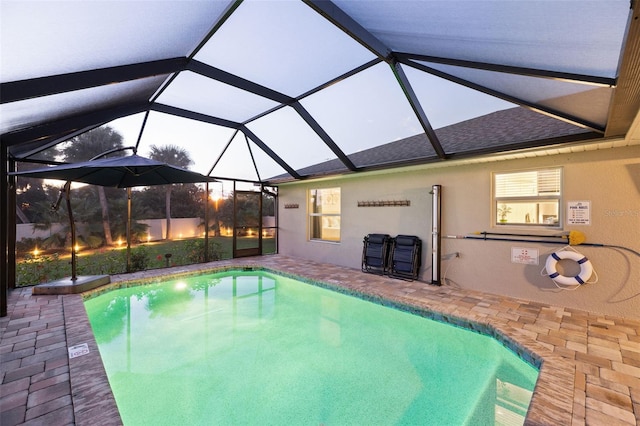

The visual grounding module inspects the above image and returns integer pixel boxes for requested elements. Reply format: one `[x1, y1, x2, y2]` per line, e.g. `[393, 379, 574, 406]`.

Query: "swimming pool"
[85, 270, 538, 425]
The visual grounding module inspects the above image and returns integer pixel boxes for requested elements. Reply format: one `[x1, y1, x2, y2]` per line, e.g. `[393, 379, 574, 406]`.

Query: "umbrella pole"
[126, 188, 132, 273]
[64, 182, 77, 281]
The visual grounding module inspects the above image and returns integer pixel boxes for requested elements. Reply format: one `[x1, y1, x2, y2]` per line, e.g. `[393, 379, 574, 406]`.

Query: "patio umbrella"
[11, 154, 217, 280]
[12, 154, 217, 188]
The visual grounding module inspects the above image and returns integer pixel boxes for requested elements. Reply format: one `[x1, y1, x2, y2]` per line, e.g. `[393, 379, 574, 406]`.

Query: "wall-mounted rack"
[357, 200, 410, 207]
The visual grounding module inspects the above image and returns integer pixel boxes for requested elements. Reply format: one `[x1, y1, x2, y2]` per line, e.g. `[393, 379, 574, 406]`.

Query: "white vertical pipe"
[431, 185, 442, 285]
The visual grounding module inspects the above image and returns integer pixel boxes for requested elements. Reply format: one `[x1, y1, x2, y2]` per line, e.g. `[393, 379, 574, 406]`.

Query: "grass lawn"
[15, 236, 276, 287]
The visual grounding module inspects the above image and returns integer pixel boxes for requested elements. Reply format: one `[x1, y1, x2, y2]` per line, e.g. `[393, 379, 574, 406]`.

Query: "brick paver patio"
[1, 255, 639, 425]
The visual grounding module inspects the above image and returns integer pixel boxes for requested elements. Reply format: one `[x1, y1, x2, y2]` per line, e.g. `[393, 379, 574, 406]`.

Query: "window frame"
[492, 167, 563, 229]
[308, 187, 341, 243]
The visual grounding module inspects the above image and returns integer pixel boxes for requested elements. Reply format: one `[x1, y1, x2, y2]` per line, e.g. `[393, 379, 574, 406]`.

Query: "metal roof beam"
[1, 58, 188, 104]
[240, 126, 302, 180]
[149, 1, 244, 104]
[1, 103, 149, 147]
[208, 129, 240, 176]
[150, 103, 301, 180]
[296, 58, 382, 100]
[396, 53, 617, 87]
[403, 60, 606, 133]
[244, 133, 262, 182]
[291, 102, 358, 171]
[188, 1, 244, 59]
[303, 0, 392, 60]
[9, 125, 102, 160]
[245, 59, 382, 124]
[151, 103, 242, 129]
[392, 62, 447, 159]
[187, 60, 294, 104]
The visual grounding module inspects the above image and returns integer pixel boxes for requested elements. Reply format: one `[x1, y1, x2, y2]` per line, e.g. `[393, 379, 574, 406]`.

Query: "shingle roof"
[270, 107, 597, 182]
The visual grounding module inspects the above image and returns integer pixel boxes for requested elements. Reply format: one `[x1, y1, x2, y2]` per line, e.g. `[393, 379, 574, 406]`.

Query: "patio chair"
[362, 233, 391, 275]
[389, 235, 422, 280]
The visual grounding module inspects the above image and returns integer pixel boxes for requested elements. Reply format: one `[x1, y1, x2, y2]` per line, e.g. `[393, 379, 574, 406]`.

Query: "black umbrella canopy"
[10, 154, 217, 187]
[10, 154, 217, 280]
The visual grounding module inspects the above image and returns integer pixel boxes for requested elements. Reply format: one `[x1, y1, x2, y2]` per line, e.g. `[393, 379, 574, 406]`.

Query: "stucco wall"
[277, 145, 640, 319]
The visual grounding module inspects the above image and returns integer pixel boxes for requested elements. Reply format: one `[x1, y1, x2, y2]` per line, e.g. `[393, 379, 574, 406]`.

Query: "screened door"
[233, 191, 262, 258]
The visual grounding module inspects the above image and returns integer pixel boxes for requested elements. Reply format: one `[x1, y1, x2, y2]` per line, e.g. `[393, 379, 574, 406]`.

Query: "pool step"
[495, 379, 532, 426]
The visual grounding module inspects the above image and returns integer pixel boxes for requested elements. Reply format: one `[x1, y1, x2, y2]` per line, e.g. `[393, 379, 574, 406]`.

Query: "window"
[309, 187, 340, 242]
[493, 168, 562, 227]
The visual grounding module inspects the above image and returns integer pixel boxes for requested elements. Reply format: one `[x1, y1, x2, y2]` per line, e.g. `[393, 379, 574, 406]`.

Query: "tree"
[133, 184, 203, 220]
[215, 194, 235, 234]
[148, 145, 193, 239]
[61, 126, 124, 246]
[15, 148, 60, 224]
[169, 184, 205, 218]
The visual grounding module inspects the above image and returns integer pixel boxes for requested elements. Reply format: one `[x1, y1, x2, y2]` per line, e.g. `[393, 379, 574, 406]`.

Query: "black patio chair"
[362, 234, 391, 275]
[389, 235, 422, 280]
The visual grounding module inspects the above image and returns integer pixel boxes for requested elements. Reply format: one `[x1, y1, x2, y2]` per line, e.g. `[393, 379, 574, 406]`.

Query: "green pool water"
[84, 270, 538, 425]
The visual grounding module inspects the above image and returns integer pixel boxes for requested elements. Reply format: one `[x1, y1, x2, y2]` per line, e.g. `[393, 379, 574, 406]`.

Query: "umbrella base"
[32, 275, 111, 295]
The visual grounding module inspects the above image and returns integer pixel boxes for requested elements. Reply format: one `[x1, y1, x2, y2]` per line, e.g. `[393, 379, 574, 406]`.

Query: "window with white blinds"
[495, 169, 561, 197]
[309, 187, 341, 242]
[493, 168, 562, 227]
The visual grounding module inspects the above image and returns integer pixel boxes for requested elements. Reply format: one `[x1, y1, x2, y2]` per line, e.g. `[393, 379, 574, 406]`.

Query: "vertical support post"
[431, 185, 442, 285]
[232, 181, 237, 258]
[126, 187, 132, 273]
[1, 146, 9, 316]
[8, 157, 17, 291]
[274, 187, 279, 255]
[204, 181, 209, 262]
[258, 184, 263, 255]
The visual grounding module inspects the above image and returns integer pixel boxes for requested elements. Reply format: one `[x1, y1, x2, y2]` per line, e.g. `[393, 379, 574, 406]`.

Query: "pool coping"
[47, 256, 639, 425]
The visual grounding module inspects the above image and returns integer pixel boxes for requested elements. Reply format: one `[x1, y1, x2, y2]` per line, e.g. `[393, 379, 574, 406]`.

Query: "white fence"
[138, 218, 202, 241]
[16, 223, 65, 242]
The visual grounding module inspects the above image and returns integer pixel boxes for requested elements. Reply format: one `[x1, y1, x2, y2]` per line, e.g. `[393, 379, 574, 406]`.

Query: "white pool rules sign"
[568, 200, 591, 225]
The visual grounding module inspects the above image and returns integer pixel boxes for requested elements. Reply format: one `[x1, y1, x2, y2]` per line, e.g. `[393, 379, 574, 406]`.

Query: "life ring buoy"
[545, 250, 593, 285]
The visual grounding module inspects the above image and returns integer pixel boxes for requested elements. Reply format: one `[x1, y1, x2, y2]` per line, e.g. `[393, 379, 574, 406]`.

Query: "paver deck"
[2, 255, 639, 425]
